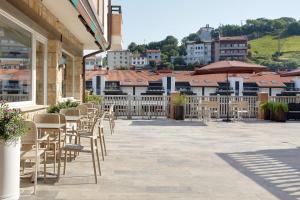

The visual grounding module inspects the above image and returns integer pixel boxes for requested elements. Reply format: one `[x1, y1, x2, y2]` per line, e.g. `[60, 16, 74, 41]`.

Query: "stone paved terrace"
[21, 119, 300, 200]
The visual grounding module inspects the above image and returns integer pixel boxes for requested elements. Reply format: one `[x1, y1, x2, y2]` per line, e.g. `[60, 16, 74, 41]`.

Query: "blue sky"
[112, 0, 300, 48]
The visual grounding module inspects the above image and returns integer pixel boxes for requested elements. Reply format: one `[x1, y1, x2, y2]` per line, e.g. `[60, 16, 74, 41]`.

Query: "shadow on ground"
[218, 148, 300, 200]
[130, 119, 207, 127]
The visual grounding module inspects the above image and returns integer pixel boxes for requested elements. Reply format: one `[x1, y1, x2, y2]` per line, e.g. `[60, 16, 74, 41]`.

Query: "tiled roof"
[196, 61, 267, 74]
[146, 50, 161, 53]
[219, 36, 248, 41]
[86, 69, 296, 88]
[0, 69, 30, 81]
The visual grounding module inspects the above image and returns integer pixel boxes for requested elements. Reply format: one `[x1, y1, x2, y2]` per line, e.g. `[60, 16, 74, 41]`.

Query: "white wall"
[294, 78, 300, 89]
[135, 87, 147, 95]
[191, 87, 203, 96]
[121, 86, 133, 95]
[271, 88, 284, 96]
[205, 87, 217, 96]
[107, 50, 131, 69]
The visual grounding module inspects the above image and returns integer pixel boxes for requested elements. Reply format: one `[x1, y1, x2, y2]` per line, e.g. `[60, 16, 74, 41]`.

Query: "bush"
[0, 101, 26, 142]
[47, 100, 79, 113]
[173, 95, 187, 106]
[85, 95, 102, 104]
[273, 102, 288, 113]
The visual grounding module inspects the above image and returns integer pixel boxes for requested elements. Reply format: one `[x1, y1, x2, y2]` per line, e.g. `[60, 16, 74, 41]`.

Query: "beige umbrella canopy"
[195, 61, 268, 122]
[280, 68, 300, 77]
[195, 61, 268, 75]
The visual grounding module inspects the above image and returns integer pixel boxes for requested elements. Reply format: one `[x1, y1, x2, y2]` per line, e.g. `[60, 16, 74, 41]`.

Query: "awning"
[69, 0, 108, 50]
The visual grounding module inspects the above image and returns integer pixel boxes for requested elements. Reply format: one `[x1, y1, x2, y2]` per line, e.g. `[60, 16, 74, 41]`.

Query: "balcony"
[104, 87, 127, 95]
[176, 87, 196, 95]
[243, 87, 259, 96]
[143, 86, 165, 95]
[278, 87, 300, 96]
[215, 86, 234, 95]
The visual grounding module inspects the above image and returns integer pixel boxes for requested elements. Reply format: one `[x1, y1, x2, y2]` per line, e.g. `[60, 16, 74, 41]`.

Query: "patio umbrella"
[195, 61, 268, 122]
[280, 68, 300, 77]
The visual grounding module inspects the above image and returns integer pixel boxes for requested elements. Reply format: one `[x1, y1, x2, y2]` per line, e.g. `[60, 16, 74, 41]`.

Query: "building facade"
[197, 24, 214, 42]
[184, 41, 212, 65]
[86, 67, 300, 97]
[131, 54, 148, 69]
[107, 50, 131, 69]
[214, 36, 248, 61]
[85, 56, 103, 70]
[146, 50, 161, 63]
[0, 0, 114, 118]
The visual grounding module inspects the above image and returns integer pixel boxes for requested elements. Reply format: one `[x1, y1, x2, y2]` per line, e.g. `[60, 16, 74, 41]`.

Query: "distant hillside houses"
[106, 49, 161, 69]
[172, 25, 248, 66]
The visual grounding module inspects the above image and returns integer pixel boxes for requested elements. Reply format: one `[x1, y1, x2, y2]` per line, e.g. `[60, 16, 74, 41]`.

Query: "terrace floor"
[21, 119, 300, 200]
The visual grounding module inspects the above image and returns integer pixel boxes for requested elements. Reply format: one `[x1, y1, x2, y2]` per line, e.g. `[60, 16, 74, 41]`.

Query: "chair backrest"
[208, 101, 219, 109]
[22, 121, 38, 145]
[82, 103, 94, 109]
[238, 101, 249, 109]
[109, 104, 114, 115]
[199, 101, 210, 108]
[77, 105, 88, 115]
[33, 113, 60, 124]
[60, 108, 80, 116]
[91, 119, 101, 139]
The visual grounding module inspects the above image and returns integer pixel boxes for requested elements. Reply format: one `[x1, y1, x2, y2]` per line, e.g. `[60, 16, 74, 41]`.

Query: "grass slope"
[250, 35, 300, 60]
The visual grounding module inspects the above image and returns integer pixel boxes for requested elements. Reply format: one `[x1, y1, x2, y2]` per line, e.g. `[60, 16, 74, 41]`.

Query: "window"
[0, 13, 32, 103]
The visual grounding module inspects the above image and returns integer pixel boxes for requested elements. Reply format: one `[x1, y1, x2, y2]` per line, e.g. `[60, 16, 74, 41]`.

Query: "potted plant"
[47, 99, 79, 113]
[0, 101, 27, 200]
[85, 95, 102, 105]
[173, 94, 187, 120]
[260, 102, 274, 120]
[273, 102, 288, 122]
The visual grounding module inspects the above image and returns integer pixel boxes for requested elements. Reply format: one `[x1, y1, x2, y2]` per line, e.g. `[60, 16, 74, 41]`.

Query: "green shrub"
[260, 101, 274, 112]
[273, 102, 289, 113]
[0, 101, 27, 142]
[85, 95, 102, 104]
[173, 95, 187, 106]
[47, 100, 79, 113]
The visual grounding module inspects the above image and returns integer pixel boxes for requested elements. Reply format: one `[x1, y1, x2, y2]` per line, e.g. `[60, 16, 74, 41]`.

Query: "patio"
[20, 119, 300, 200]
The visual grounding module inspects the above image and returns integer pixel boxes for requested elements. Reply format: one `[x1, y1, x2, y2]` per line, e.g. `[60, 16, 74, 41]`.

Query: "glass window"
[0, 14, 32, 102]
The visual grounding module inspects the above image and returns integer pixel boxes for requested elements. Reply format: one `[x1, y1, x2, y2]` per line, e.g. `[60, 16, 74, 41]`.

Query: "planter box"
[174, 106, 185, 120]
[0, 140, 20, 200]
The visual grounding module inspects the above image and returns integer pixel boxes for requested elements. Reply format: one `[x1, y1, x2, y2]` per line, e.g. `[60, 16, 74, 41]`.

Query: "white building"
[184, 41, 212, 65]
[197, 24, 214, 42]
[132, 54, 148, 68]
[85, 55, 102, 70]
[107, 50, 132, 69]
[146, 50, 161, 63]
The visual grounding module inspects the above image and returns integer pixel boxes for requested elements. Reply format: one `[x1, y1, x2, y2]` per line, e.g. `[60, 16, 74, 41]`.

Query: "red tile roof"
[86, 69, 296, 88]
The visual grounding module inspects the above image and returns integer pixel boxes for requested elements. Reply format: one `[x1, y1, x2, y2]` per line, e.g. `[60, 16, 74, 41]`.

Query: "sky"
[112, 0, 300, 48]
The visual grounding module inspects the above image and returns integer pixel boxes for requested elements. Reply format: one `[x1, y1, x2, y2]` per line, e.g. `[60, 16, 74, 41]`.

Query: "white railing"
[0, 94, 29, 102]
[185, 96, 258, 118]
[270, 96, 300, 104]
[102, 95, 170, 117]
[101, 95, 259, 118]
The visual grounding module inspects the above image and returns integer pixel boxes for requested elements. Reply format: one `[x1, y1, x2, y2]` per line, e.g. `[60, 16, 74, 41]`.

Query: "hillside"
[249, 35, 300, 69]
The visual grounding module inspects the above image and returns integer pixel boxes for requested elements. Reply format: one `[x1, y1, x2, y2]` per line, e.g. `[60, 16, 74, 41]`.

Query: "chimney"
[110, 6, 123, 50]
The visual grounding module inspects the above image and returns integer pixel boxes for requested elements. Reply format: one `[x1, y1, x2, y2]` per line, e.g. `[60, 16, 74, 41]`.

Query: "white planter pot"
[0, 139, 20, 200]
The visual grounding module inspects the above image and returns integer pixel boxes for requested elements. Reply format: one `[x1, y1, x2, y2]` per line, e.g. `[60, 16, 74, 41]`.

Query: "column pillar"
[47, 40, 62, 105]
[257, 92, 269, 120]
[74, 57, 83, 101]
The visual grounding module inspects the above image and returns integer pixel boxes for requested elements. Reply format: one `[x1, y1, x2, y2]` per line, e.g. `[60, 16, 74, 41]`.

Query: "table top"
[35, 123, 65, 129]
[65, 116, 82, 121]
